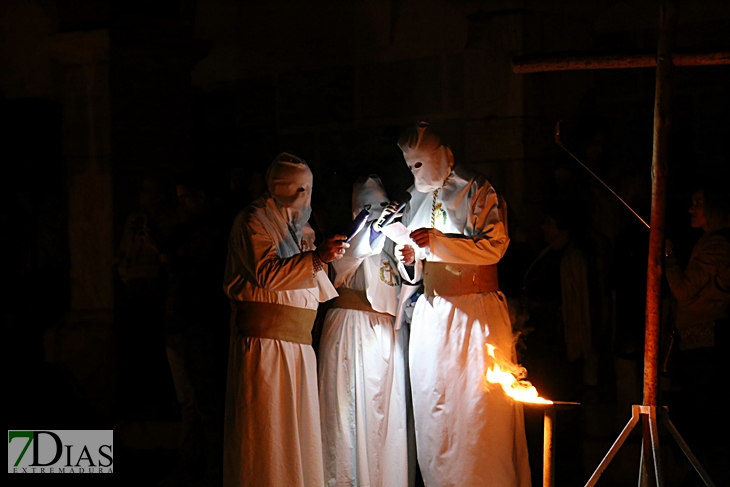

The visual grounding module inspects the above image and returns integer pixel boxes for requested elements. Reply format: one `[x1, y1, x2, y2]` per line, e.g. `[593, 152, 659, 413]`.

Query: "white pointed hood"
[398, 121, 454, 193]
[266, 152, 313, 240]
[352, 174, 390, 221]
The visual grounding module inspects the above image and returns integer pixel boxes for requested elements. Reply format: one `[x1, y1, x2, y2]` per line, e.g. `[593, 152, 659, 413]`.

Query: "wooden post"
[641, 1, 676, 485]
[644, 0, 675, 410]
[543, 408, 556, 487]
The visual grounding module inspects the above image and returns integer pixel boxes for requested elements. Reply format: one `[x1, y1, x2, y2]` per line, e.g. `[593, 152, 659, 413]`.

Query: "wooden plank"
[512, 50, 729, 73]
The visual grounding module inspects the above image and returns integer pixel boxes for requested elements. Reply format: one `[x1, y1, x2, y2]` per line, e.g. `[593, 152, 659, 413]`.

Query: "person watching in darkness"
[665, 182, 729, 484]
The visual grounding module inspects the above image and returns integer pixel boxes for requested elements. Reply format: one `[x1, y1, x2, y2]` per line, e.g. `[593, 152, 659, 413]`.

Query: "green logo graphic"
[8, 430, 113, 473]
[8, 431, 33, 466]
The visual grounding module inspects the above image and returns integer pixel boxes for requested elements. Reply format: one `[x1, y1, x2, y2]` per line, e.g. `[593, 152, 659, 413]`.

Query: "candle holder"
[523, 400, 580, 487]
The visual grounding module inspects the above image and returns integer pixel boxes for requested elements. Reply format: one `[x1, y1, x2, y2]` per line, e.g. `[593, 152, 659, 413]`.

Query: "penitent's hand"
[409, 228, 433, 249]
[316, 235, 350, 263]
[373, 202, 404, 232]
[395, 244, 415, 265]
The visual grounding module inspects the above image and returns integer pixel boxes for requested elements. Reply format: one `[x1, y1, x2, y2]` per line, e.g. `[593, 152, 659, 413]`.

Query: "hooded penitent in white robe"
[396, 123, 530, 487]
[223, 153, 338, 487]
[318, 175, 411, 487]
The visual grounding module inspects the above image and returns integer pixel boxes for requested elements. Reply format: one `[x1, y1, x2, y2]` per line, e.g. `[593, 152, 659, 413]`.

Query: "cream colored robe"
[223, 195, 337, 487]
[318, 227, 411, 487]
[397, 167, 531, 487]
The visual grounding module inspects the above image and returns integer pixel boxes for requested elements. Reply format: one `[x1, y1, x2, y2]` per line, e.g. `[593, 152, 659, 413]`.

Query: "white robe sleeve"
[397, 259, 423, 285]
[332, 225, 385, 288]
[229, 211, 318, 293]
[428, 186, 509, 265]
[349, 224, 386, 258]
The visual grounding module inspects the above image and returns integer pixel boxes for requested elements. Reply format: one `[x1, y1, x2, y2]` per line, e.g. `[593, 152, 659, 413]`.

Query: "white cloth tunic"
[319, 227, 411, 487]
[223, 195, 337, 487]
[398, 167, 531, 487]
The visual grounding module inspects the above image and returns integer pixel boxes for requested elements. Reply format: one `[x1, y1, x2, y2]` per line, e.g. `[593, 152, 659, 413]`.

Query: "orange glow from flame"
[484, 344, 553, 404]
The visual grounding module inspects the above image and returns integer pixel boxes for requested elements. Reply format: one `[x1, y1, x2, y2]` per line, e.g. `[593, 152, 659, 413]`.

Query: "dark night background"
[2, 0, 729, 486]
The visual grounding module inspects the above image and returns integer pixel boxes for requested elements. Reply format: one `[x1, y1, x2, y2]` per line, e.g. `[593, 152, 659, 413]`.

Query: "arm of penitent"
[428, 185, 509, 265]
[234, 213, 319, 292]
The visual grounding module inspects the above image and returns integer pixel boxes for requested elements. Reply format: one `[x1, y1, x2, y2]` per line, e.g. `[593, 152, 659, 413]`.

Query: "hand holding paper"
[409, 228, 432, 248]
[380, 222, 417, 247]
[395, 244, 415, 265]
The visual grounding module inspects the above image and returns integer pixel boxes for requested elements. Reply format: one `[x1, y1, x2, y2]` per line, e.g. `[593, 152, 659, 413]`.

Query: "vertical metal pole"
[641, 2, 676, 485]
[543, 408, 556, 487]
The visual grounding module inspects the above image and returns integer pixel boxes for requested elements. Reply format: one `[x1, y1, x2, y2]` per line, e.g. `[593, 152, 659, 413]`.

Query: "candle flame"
[484, 344, 553, 404]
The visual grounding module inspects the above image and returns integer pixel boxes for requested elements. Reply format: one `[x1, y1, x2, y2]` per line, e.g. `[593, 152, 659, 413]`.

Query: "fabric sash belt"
[423, 261, 499, 296]
[230, 301, 317, 345]
[330, 287, 392, 317]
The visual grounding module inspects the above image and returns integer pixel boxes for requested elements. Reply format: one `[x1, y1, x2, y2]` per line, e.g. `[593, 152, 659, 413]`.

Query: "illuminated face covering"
[266, 152, 313, 232]
[398, 122, 454, 193]
[352, 175, 389, 221]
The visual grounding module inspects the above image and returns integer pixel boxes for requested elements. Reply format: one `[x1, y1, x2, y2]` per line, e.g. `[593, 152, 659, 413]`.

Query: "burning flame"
[484, 344, 553, 404]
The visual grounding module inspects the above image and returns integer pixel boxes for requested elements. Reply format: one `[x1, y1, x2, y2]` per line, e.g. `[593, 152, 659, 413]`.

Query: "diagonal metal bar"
[585, 405, 642, 487]
[661, 415, 716, 487]
[554, 125, 651, 229]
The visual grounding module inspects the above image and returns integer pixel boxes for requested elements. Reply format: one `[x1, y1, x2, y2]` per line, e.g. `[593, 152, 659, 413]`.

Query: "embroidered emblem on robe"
[380, 261, 397, 286]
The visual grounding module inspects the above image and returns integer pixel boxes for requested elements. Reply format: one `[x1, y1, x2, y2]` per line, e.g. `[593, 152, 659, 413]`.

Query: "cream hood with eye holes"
[352, 174, 390, 221]
[398, 122, 454, 193]
[266, 152, 313, 238]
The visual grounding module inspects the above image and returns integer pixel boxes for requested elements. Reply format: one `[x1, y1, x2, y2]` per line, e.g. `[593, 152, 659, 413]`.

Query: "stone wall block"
[464, 11, 523, 120]
[277, 66, 354, 128]
[465, 117, 524, 162]
[67, 159, 114, 311]
[48, 30, 114, 313]
[464, 49, 523, 119]
[360, 57, 441, 121]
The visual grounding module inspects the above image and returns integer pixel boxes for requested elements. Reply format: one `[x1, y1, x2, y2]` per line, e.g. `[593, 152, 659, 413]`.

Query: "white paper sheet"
[381, 222, 417, 248]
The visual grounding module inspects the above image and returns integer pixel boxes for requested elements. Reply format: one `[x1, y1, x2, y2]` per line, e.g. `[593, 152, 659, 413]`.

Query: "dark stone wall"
[188, 0, 512, 233]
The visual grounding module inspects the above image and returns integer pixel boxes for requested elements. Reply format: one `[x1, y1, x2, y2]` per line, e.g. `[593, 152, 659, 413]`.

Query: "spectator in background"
[160, 169, 230, 487]
[520, 201, 606, 401]
[520, 200, 611, 485]
[665, 183, 730, 484]
[225, 165, 266, 223]
[115, 177, 176, 417]
[116, 177, 173, 294]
